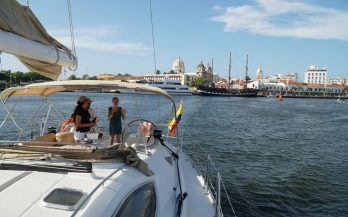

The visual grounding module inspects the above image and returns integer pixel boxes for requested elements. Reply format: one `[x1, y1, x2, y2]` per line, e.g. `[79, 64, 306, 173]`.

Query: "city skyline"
[1, 0, 347, 80]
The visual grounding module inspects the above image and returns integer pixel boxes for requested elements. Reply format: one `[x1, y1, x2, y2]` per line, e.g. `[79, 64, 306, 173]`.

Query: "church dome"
[172, 56, 185, 74]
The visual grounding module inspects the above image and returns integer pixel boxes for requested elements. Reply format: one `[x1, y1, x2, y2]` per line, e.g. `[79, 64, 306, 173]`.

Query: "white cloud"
[50, 25, 150, 55]
[211, 0, 348, 41]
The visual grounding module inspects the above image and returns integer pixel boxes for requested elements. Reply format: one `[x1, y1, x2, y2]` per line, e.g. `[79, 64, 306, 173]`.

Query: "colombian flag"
[168, 100, 183, 136]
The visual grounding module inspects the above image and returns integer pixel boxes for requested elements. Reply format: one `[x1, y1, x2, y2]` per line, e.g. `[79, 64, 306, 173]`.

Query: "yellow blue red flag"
[168, 100, 183, 136]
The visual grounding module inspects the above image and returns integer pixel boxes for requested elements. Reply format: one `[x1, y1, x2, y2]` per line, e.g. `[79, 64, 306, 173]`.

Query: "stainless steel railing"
[148, 124, 235, 216]
[187, 141, 237, 217]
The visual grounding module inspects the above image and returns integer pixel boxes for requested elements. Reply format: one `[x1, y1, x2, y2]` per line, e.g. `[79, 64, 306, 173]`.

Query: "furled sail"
[0, 0, 77, 80]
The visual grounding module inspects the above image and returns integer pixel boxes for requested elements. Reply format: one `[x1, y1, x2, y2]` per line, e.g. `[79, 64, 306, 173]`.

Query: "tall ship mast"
[211, 57, 214, 85]
[245, 54, 249, 89]
[228, 52, 232, 89]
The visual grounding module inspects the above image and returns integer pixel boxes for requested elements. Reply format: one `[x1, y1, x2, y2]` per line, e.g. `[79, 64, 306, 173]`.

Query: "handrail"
[187, 140, 237, 217]
[71, 168, 122, 217]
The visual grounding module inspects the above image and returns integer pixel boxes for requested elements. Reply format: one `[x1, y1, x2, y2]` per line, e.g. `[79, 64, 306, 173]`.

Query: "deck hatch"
[41, 188, 86, 211]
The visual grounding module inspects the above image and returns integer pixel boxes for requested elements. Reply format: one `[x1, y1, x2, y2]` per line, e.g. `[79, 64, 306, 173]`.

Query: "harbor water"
[0, 93, 347, 217]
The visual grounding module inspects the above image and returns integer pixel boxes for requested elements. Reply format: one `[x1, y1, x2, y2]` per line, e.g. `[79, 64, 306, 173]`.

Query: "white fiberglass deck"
[0, 142, 216, 217]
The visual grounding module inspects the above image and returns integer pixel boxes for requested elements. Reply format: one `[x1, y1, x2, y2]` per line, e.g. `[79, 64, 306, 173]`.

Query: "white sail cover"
[0, 0, 74, 80]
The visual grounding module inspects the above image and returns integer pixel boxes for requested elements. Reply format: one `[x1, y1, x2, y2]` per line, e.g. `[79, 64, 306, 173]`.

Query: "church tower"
[256, 65, 263, 80]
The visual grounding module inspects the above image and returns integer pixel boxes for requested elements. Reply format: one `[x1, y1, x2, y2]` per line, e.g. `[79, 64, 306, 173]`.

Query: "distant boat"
[336, 98, 345, 104]
[264, 91, 279, 98]
[135, 79, 192, 95]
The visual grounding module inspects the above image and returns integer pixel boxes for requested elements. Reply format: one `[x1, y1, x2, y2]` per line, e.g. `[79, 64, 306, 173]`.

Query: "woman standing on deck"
[73, 96, 96, 142]
[108, 97, 126, 144]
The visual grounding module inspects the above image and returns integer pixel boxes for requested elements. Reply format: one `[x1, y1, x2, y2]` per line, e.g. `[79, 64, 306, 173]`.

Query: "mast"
[245, 54, 249, 89]
[211, 57, 214, 84]
[228, 52, 231, 89]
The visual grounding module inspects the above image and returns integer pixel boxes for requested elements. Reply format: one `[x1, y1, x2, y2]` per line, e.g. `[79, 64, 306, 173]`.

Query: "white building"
[266, 72, 297, 82]
[329, 77, 348, 85]
[247, 80, 286, 91]
[304, 65, 327, 84]
[247, 79, 345, 94]
[144, 57, 198, 86]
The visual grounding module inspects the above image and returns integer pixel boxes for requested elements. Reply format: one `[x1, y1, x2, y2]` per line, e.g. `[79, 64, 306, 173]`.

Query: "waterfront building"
[304, 65, 327, 84]
[266, 72, 297, 82]
[212, 73, 220, 83]
[96, 74, 115, 80]
[329, 77, 348, 85]
[196, 61, 213, 82]
[196, 61, 206, 77]
[215, 80, 228, 88]
[145, 57, 198, 86]
[247, 79, 345, 95]
[247, 80, 286, 91]
[182, 72, 197, 86]
[302, 83, 344, 94]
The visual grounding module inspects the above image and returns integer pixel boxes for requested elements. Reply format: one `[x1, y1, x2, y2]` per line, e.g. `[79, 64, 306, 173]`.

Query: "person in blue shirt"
[108, 97, 126, 144]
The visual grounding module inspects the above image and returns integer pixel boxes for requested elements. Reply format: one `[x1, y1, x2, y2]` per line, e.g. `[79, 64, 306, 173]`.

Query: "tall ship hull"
[196, 86, 259, 97]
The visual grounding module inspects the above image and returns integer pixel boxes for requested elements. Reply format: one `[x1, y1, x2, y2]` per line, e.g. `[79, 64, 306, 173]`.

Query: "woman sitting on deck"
[108, 97, 126, 145]
[73, 96, 96, 142]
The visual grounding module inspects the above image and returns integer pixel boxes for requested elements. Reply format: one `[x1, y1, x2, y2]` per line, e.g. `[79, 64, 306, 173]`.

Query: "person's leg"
[116, 134, 121, 143]
[110, 134, 115, 145]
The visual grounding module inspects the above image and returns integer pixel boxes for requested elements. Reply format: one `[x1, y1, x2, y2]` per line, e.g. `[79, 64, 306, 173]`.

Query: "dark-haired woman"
[108, 97, 126, 144]
[73, 96, 96, 142]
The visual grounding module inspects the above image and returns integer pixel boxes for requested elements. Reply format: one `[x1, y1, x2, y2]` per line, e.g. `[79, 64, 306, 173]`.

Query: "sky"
[1, 0, 348, 81]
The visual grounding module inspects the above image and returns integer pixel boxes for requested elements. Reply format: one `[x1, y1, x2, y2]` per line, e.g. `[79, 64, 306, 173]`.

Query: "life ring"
[59, 118, 74, 132]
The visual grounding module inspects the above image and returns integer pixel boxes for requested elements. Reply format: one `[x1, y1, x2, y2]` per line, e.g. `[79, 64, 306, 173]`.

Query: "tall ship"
[196, 53, 259, 97]
[136, 79, 192, 95]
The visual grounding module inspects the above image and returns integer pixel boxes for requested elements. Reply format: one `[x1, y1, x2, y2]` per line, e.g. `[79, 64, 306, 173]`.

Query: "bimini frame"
[0, 80, 177, 142]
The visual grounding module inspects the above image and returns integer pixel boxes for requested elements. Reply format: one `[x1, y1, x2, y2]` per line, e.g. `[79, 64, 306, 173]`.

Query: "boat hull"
[196, 86, 259, 97]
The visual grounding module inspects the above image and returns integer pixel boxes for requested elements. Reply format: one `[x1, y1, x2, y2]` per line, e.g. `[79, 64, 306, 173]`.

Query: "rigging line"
[67, 0, 76, 55]
[67, 0, 77, 70]
[149, 0, 157, 73]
